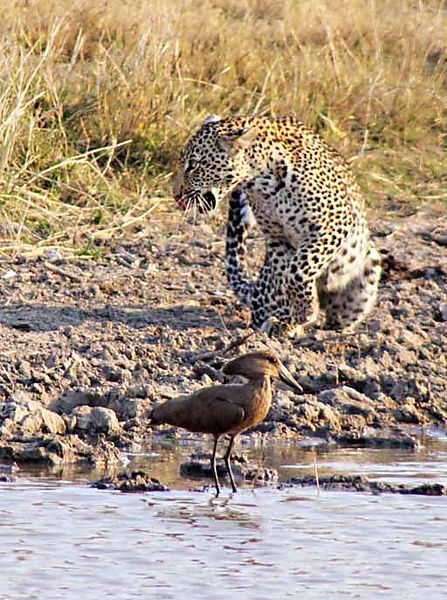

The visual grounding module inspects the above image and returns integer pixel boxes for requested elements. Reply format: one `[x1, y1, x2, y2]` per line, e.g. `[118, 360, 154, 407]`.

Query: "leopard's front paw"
[258, 317, 304, 339]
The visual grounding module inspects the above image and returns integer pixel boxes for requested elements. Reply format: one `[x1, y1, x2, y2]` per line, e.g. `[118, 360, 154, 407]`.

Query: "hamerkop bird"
[149, 351, 302, 495]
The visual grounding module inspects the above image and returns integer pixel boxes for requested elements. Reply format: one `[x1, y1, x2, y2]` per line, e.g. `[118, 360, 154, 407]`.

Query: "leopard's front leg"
[226, 190, 302, 337]
[225, 189, 256, 305]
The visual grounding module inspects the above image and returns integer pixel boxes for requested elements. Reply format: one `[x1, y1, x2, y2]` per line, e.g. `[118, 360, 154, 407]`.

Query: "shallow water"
[1, 432, 446, 600]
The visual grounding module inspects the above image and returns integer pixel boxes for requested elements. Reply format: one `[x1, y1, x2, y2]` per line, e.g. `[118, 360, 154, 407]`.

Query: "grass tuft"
[1, 0, 446, 256]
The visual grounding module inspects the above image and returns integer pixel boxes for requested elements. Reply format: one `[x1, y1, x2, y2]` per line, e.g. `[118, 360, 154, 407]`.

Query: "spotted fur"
[174, 115, 381, 336]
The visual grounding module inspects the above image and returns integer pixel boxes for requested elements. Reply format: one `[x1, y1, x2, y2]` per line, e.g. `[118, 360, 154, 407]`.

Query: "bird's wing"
[153, 389, 245, 435]
[187, 395, 245, 434]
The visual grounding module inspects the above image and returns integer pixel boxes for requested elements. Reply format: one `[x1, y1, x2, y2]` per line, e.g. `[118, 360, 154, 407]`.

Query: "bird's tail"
[147, 409, 156, 424]
[147, 406, 163, 425]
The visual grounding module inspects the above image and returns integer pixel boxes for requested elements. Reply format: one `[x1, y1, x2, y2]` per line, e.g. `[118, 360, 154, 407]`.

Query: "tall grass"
[0, 0, 446, 256]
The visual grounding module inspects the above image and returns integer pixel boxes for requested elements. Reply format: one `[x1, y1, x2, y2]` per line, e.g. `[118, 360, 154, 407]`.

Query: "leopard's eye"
[185, 158, 198, 174]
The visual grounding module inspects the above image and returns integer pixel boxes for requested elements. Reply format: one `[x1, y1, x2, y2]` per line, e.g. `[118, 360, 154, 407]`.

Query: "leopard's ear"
[202, 114, 221, 125]
[217, 127, 255, 152]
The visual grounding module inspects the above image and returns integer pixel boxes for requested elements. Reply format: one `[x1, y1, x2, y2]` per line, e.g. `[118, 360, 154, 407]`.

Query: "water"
[1, 433, 446, 600]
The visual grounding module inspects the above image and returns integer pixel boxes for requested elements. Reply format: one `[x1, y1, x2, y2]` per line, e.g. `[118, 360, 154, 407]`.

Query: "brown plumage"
[149, 351, 302, 495]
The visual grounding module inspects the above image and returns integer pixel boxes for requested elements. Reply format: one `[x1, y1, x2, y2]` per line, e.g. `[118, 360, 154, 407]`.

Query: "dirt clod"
[286, 474, 446, 496]
[92, 471, 169, 492]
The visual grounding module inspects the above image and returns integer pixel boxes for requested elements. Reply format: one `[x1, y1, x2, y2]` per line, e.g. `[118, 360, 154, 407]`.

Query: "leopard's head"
[173, 115, 252, 213]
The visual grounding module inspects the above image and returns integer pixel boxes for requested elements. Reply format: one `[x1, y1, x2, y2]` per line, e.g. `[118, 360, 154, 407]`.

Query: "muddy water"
[1, 433, 446, 600]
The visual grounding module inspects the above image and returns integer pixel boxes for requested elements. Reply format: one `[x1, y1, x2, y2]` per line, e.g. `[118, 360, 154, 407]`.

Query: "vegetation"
[0, 0, 446, 256]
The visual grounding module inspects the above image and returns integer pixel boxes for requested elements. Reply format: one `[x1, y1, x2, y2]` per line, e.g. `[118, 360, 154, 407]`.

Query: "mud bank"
[0, 204, 446, 467]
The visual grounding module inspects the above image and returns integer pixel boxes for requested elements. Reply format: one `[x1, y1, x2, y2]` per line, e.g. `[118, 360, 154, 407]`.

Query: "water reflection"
[152, 494, 263, 530]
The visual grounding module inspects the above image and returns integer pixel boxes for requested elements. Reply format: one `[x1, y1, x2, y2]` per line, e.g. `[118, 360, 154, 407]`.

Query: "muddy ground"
[0, 202, 446, 471]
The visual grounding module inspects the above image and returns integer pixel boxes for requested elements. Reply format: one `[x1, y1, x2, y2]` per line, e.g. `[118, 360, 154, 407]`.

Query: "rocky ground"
[0, 202, 446, 473]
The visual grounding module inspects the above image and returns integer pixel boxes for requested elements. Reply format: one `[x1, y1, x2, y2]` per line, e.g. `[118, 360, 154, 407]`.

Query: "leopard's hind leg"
[319, 242, 381, 330]
[250, 239, 296, 331]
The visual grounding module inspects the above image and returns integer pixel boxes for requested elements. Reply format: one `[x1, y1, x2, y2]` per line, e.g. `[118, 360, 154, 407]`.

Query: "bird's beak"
[278, 362, 303, 393]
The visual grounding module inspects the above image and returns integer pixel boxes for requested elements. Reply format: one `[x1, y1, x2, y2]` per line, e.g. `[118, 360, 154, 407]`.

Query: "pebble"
[439, 303, 447, 321]
[2, 269, 17, 280]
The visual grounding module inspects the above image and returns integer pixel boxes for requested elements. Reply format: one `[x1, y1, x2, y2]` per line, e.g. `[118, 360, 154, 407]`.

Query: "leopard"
[173, 114, 381, 336]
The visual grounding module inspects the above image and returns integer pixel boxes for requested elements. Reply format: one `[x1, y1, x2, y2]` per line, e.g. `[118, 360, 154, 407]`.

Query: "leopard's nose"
[174, 195, 189, 210]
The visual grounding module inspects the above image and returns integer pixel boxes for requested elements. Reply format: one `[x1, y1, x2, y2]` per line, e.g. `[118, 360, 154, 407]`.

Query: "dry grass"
[0, 0, 446, 256]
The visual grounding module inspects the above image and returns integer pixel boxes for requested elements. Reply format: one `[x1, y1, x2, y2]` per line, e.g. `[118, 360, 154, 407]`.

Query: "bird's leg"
[211, 436, 221, 496]
[223, 435, 237, 493]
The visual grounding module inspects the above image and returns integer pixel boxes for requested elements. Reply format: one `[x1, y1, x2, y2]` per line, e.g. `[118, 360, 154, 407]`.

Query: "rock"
[71, 406, 122, 436]
[18, 360, 32, 380]
[337, 365, 367, 385]
[125, 384, 151, 399]
[0, 444, 15, 460]
[396, 398, 425, 424]
[0, 403, 28, 434]
[17, 438, 75, 465]
[7, 390, 32, 404]
[71, 406, 94, 432]
[51, 388, 108, 414]
[92, 471, 169, 492]
[274, 391, 296, 411]
[90, 407, 121, 435]
[296, 401, 322, 422]
[267, 391, 296, 423]
[400, 483, 446, 496]
[319, 387, 377, 420]
[193, 363, 224, 383]
[286, 474, 446, 496]
[37, 406, 66, 435]
[243, 466, 278, 484]
[15, 442, 63, 465]
[107, 394, 152, 421]
[0, 462, 19, 474]
[361, 380, 382, 399]
[431, 232, 447, 246]
[438, 303, 447, 321]
[395, 328, 427, 347]
[317, 403, 342, 431]
[0, 435, 122, 466]
[257, 422, 298, 438]
[102, 365, 123, 382]
[63, 413, 77, 432]
[62, 435, 121, 466]
[180, 457, 229, 479]
[0, 398, 66, 436]
[0, 462, 19, 482]
[336, 426, 419, 448]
